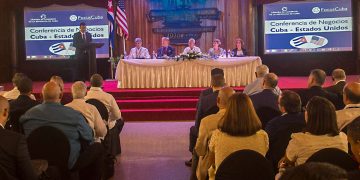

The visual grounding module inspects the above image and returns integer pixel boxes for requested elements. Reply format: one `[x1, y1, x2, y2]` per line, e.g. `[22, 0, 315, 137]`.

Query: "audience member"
[20, 82, 104, 179]
[85, 74, 124, 155]
[3, 73, 36, 100]
[193, 87, 235, 180]
[300, 69, 339, 109]
[265, 91, 305, 170]
[337, 82, 360, 131]
[243, 65, 281, 96]
[187, 68, 225, 167]
[281, 96, 348, 167]
[50, 75, 64, 93]
[8, 77, 39, 132]
[326, 69, 347, 96]
[208, 93, 269, 180]
[347, 116, 360, 180]
[0, 96, 37, 180]
[66, 81, 107, 142]
[250, 73, 280, 111]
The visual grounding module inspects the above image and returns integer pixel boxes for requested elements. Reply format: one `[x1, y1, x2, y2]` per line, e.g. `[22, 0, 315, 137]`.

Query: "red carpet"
[1, 75, 358, 121]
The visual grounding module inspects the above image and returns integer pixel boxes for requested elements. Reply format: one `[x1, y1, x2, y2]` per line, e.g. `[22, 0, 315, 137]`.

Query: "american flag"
[116, 0, 128, 38]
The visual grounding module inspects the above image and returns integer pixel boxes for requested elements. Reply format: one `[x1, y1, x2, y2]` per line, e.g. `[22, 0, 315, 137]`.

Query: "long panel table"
[115, 56, 262, 88]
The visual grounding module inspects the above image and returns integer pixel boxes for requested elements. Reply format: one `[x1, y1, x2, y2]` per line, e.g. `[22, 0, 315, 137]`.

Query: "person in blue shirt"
[20, 81, 105, 179]
[156, 37, 176, 58]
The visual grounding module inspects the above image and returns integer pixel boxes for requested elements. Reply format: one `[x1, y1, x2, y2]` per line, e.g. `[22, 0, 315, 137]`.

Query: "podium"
[87, 42, 104, 79]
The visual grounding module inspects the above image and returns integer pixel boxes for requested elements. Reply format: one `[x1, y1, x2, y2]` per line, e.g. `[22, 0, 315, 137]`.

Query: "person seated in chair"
[347, 116, 360, 179]
[0, 96, 37, 180]
[20, 82, 105, 180]
[85, 74, 124, 155]
[3, 73, 36, 101]
[231, 38, 247, 57]
[326, 69, 347, 96]
[250, 73, 280, 111]
[207, 39, 226, 59]
[243, 65, 281, 96]
[182, 38, 201, 54]
[186, 68, 225, 167]
[8, 77, 39, 133]
[156, 37, 175, 59]
[66, 81, 107, 142]
[128, 38, 150, 59]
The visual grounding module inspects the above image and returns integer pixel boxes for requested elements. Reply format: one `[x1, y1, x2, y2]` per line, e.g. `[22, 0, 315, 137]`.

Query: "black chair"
[306, 148, 358, 171]
[215, 149, 274, 180]
[27, 126, 73, 180]
[86, 99, 109, 121]
[256, 107, 282, 128]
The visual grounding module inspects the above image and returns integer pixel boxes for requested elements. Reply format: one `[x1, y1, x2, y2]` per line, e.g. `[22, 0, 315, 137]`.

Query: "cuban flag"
[50, 43, 66, 53]
[291, 36, 308, 47]
[107, 0, 115, 49]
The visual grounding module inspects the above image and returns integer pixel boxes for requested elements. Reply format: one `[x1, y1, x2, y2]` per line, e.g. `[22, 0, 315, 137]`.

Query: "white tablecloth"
[115, 57, 262, 88]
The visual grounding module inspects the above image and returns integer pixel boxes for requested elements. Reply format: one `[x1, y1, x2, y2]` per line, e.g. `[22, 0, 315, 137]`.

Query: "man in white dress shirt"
[128, 38, 150, 59]
[336, 82, 360, 131]
[85, 74, 124, 155]
[183, 38, 201, 54]
[3, 73, 36, 100]
[65, 81, 107, 142]
[243, 65, 282, 96]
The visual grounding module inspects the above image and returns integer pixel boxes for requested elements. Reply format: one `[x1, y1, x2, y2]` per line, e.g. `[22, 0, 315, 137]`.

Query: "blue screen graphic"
[24, 6, 109, 60]
[263, 0, 353, 54]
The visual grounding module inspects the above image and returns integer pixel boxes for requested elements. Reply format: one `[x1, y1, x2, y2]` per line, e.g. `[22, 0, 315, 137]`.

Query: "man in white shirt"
[85, 74, 124, 155]
[336, 82, 360, 131]
[183, 38, 201, 54]
[66, 81, 107, 142]
[3, 73, 36, 100]
[243, 65, 282, 96]
[127, 38, 151, 59]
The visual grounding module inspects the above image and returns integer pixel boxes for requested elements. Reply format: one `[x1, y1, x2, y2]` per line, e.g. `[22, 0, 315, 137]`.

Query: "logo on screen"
[312, 7, 321, 14]
[49, 42, 76, 56]
[290, 35, 328, 49]
[281, 7, 287, 11]
[70, 15, 78, 22]
[40, 14, 47, 20]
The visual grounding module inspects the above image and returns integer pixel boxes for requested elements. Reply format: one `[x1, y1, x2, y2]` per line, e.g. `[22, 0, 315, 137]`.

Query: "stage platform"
[1, 75, 359, 121]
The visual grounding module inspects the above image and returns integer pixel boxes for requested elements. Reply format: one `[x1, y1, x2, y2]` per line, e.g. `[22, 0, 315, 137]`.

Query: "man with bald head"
[0, 96, 36, 180]
[20, 82, 104, 179]
[336, 82, 360, 131]
[193, 87, 235, 180]
[250, 73, 281, 111]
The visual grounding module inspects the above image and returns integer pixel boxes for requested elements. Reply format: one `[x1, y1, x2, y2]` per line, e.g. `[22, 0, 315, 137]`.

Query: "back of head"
[17, 77, 33, 95]
[218, 87, 235, 108]
[42, 82, 61, 103]
[50, 75, 64, 92]
[343, 82, 360, 104]
[219, 93, 262, 136]
[0, 96, 9, 123]
[305, 96, 339, 136]
[211, 74, 225, 88]
[71, 81, 87, 99]
[263, 73, 278, 89]
[256, 65, 269, 78]
[332, 69, 346, 81]
[347, 116, 360, 164]
[310, 69, 326, 86]
[280, 90, 301, 113]
[280, 162, 347, 180]
[12, 73, 26, 87]
[90, 74, 103, 87]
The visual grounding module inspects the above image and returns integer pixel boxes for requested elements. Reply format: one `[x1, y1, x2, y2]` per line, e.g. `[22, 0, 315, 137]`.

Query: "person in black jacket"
[73, 22, 93, 80]
[156, 37, 175, 58]
[231, 38, 247, 57]
[0, 95, 37, 180]
[325, 69, 346, 109]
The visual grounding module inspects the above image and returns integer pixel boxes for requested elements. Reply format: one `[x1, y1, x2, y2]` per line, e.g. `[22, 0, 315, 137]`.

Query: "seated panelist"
[183, 38, 201, 54]
[231, 38, 248, 57]
[128, 38, 150, 59]
[208, 39, 226, 59]
[156, 37, 175, 59]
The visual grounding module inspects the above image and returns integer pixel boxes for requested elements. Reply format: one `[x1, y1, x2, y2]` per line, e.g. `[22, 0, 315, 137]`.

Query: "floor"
[114, 121, 193, 180]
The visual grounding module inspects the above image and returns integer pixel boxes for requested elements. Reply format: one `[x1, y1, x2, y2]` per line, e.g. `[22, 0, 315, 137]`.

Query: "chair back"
[306, 148, 358, 171]
[86, 99, 109, 121]
[215, 149, 274, 180]
[256, 107, 281, 128]
[27, 126, 70, 178]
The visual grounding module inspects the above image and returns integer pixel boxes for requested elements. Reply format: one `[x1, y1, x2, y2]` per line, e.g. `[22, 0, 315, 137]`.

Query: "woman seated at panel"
[208, 93, 269, 180]
[208, 39, 226, 59]
[127, 38, 150, 59]
[280, 96, 348, 167]
[231, 38, 247, 57]
[182, 38, 201, 54]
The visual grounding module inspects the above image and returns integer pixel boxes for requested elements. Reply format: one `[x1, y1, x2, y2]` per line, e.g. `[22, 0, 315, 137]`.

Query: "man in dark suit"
[300, 69, 339, 109]
[250, 73, 280, 111]
[0, 96, 37, 180]
[186, 68, 225, 167]
[7, 77, 39, 133]
[326, 69, 346, 109]
[73, 22, 92, 80]
[156, 37, 175, 58]
[265, 91, 306, 170]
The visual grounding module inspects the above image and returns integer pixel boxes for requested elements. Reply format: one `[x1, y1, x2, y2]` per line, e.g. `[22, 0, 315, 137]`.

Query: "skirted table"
[115, 56, 262, 88]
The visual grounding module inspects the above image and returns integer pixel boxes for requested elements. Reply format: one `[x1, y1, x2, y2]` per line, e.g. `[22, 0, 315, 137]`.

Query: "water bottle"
[227, 49, 231, 58]
[152, 51, 157, 59]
